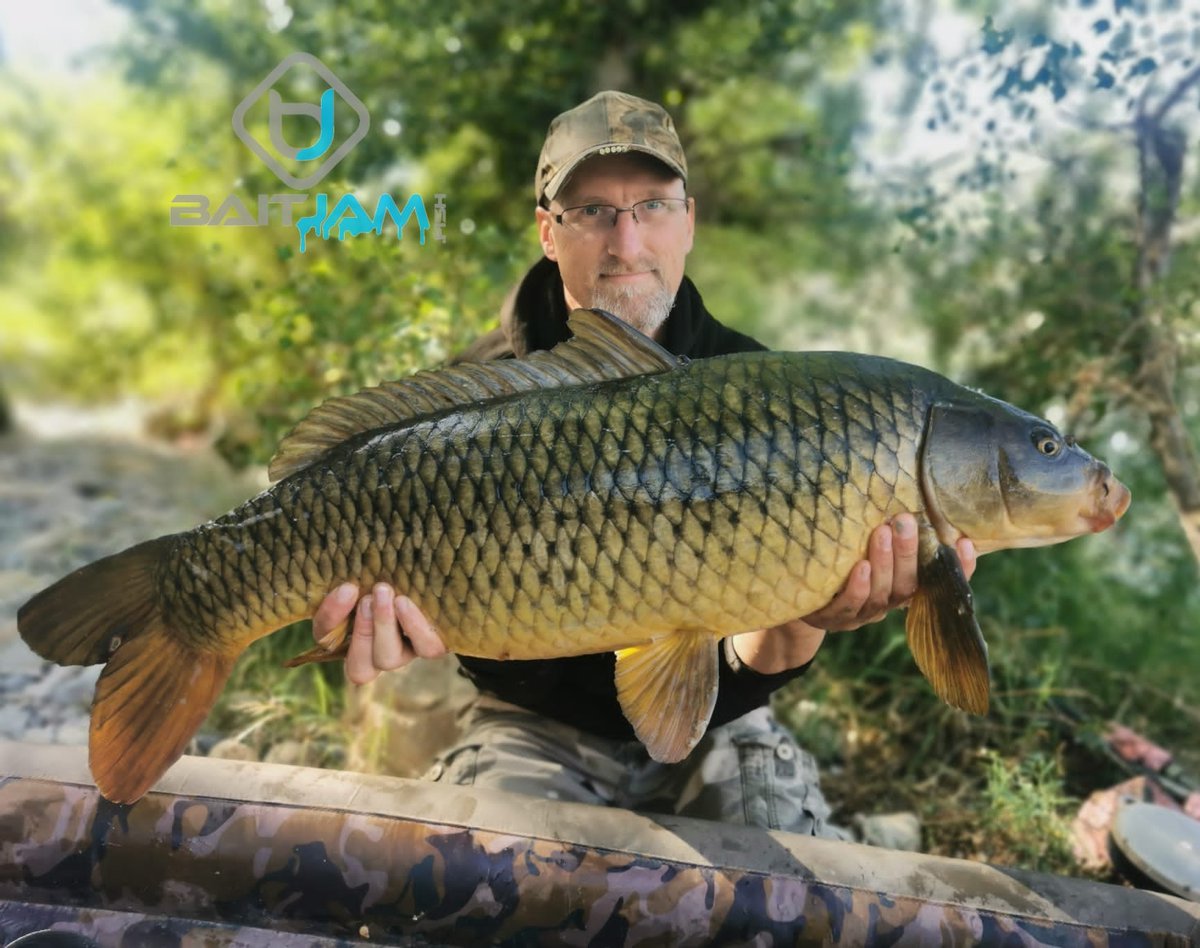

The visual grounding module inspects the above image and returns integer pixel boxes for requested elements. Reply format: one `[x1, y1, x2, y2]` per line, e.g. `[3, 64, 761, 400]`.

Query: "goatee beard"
[589, 282, 675, 338]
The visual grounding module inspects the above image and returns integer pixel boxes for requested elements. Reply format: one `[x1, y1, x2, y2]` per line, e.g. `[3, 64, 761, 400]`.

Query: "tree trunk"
[1128, 69, 1200, 564]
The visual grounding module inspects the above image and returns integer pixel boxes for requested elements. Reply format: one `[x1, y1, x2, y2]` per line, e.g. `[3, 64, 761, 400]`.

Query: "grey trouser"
[424, 695, 850, 840]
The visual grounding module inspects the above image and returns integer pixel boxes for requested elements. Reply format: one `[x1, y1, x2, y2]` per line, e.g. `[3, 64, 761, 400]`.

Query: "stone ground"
[0, 411, 471, 778]
[0, 422, 262, 747]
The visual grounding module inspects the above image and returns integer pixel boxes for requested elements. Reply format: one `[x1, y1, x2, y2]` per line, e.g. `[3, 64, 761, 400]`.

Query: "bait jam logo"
[170, 52, 446, 251]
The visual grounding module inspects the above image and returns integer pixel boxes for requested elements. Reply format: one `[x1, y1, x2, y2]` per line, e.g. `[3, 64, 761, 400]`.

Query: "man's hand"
[806, 513, 976, 632]
[312, 582, 447, 685]
[730, 514, 977, 675]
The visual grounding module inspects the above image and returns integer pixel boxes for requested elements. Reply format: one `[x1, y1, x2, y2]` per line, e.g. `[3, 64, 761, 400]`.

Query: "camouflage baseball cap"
[535, 91, 688, 203]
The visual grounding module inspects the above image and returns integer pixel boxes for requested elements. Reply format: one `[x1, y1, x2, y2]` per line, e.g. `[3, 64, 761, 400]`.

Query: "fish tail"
[18, 536, 239, 803]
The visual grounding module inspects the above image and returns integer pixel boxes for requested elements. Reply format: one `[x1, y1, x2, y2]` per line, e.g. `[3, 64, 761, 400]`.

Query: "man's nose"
[605, 208, 646, 259]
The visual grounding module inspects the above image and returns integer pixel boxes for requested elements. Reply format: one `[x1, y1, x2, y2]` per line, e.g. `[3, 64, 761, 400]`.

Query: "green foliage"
[2, 0, 893, 461]
[980, 750, 1077, 874]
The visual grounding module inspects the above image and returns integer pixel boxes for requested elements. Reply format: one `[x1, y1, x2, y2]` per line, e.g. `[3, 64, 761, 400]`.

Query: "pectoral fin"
[615, 632, 719, 763]
[906, 533, 990, 714]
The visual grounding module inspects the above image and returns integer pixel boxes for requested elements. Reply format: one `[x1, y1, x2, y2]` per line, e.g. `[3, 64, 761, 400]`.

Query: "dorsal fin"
[268, 308, 682, 481]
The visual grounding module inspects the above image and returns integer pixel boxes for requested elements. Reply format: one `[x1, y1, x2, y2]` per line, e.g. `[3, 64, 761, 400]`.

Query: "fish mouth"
[1084, 473, 1131, 533]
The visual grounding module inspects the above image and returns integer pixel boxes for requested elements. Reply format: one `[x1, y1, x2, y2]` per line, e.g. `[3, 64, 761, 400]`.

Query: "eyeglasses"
[553, 197, 689, 234]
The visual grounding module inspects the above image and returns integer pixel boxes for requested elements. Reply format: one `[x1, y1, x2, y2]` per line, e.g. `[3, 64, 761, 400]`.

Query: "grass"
[980, 750, 1077, 874]
[773, 587, 1199, 881]
[205, 620, 350, 768]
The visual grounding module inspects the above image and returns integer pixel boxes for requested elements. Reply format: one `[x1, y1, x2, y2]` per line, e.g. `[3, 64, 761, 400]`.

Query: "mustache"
[599, 264, 659, 276]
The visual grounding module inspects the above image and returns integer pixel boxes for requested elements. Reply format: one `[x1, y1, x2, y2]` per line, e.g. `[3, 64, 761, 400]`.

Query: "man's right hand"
[313, 583, 448, 685]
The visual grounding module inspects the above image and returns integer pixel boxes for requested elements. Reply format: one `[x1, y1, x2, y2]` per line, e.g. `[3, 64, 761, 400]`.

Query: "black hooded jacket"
[452, 258, 814, 741]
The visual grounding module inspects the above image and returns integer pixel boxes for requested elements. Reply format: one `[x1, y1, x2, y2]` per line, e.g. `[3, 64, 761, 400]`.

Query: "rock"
[208, 738, 258, 762]
[264, 740, 311, 766]
[853, 811, 923, 851]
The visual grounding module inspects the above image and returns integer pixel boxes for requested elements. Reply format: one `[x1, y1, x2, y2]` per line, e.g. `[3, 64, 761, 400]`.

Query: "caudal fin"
[18, 537, 172, 666]
[18, 536, 239, 803]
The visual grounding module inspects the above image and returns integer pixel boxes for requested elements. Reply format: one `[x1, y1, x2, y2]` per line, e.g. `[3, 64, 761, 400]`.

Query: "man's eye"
[581, 205, 605, 217]
[640, 199, 665, 211]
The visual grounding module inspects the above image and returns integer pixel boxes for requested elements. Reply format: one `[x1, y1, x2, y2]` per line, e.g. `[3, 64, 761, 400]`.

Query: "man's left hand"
[730, 514, 977, 675]
[806, 512, 976, 631]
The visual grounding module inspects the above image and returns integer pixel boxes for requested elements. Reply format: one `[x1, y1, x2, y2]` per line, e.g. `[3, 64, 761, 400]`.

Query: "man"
[312, 91, 976, 839]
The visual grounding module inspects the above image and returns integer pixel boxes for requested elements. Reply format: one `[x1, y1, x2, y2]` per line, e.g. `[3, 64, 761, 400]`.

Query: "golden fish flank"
[17, 310, 1131, 803]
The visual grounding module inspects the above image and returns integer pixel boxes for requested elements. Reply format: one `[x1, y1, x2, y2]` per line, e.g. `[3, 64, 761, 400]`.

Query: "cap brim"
[542, 143, 687, 203]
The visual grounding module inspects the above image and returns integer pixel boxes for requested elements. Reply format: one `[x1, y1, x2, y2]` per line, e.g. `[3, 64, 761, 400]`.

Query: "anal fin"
[906, 534, 990, 715]
[615, 631, 719, 763]
[284, 615, 353, 668]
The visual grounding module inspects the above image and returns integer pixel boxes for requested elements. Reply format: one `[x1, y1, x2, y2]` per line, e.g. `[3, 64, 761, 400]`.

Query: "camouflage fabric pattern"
[429, 697, 850, 840]
[2, 744, 1198, 947]
[534, 90, 688, 202]
[0, 900, 371, 947]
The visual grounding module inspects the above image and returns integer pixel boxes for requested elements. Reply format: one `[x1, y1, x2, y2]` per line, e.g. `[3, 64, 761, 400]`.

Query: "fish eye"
[1032, 429, 1061, 457]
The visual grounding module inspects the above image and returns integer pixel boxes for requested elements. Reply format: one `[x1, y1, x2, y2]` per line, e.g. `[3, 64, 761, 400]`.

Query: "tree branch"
[1151, 63, 1200, 124]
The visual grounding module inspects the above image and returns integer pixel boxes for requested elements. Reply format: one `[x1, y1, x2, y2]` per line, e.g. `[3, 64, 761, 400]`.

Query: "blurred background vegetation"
[1, 0, 1197, 873]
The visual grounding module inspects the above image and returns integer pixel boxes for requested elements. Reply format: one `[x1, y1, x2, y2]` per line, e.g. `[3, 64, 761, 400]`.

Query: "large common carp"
[19, 310, 1130, 803]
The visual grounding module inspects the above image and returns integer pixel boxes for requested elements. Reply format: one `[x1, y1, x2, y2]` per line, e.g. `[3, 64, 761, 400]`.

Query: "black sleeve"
[707, 638, 815, 729]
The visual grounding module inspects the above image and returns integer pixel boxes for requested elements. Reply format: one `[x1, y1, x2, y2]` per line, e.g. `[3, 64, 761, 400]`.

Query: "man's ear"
[684, 195, 695, 254]
[535, 206, 558, 261]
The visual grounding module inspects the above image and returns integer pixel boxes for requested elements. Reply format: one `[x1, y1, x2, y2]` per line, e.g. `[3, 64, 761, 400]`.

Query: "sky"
[0, 0, 130, 75]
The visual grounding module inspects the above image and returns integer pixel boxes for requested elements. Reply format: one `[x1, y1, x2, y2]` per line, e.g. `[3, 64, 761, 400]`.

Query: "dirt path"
[0, 426, 263, 744]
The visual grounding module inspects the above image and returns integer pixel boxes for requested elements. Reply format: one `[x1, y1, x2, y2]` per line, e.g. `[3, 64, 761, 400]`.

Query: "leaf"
[982, 16, 1015, 56]
[1126, 56, 1157, 79]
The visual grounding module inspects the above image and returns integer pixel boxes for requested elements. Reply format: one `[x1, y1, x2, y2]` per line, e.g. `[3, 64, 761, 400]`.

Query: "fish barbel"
[18, 310, 1130, 802]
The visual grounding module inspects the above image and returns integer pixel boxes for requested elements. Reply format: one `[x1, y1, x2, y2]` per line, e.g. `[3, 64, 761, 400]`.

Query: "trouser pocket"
[732, 729, 833, 834]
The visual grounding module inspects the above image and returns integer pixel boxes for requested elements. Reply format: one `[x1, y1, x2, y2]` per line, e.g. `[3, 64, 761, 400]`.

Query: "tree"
[3, 1, 898, 463]
[883, 0, 1200, 564]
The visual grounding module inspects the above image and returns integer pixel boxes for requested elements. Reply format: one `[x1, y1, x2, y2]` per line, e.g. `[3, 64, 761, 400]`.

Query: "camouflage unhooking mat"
[1, 741, 1198, 946]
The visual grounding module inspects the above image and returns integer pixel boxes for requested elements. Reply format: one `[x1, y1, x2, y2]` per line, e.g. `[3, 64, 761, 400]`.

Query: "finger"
[395, 595, 448, 659]
[957, 537, 978, 581]
[346, 596, 381, 685]
[862, 524, 894, 618]
[312, 582, 359, 646]
[371, 583, 410, 672]
[890, 513, 920, 603]
[805, 560, 872, 630]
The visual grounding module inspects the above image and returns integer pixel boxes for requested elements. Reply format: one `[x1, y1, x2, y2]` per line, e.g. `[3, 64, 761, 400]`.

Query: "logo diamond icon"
[232, 53, 370, 189]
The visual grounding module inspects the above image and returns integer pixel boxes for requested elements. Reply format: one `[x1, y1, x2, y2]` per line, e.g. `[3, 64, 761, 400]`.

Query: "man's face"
[536, 153, 695, 340]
